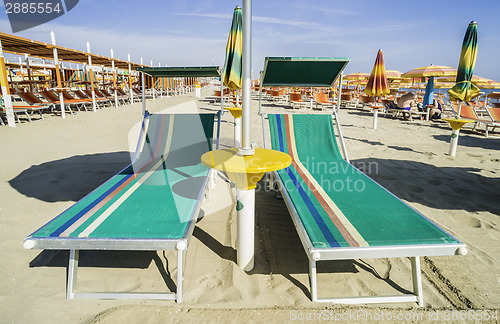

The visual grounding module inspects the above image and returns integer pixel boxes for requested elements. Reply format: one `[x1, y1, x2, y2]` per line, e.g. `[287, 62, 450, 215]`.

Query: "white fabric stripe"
[78, 116, 175, 238]
[287, 116, 369, 247]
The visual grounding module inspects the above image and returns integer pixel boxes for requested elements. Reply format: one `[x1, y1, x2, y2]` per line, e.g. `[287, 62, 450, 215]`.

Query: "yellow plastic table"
[442, 118, 474, 130]
[201, 148, 291, 271]
[442, 118, 475, 156]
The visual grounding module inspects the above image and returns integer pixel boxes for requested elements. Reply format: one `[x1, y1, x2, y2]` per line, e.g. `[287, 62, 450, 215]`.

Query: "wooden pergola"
[0, 31, 148, 126]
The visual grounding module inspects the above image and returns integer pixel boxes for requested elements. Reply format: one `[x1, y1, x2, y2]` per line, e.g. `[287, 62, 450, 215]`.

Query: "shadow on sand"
[9, 152, 132, 203]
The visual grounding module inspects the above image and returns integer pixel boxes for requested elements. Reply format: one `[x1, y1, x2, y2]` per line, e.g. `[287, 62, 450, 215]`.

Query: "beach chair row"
[0, 85, 188, 125]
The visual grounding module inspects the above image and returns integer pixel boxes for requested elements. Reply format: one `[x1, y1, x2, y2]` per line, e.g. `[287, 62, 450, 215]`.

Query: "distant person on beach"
[396, 92, 417, 119]
[426, 98, 442, 120]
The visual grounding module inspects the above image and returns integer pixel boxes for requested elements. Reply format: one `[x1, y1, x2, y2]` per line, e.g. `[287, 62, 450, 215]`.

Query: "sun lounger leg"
[67, 249, 79, 299]
[411, 257, 424, 307]
[176, 250, 183, 303]
[309, 259, 318, 301]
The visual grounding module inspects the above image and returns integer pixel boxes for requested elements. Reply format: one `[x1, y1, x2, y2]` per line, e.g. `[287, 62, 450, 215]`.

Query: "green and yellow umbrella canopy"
[364, 49, 389, 97]
[223, 6, 243, 91]
[448, 21, 480, 102]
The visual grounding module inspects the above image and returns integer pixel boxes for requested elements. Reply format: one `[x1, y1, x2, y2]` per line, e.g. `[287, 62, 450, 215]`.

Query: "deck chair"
[451, 102, 499, 137]
[266, 113, 466, 306]
[1, 95, 46, 123]
[289, 92, 307, 109]
[24, 112, 217, 302]
[14, 89, 56, 115]
[314, 92, 335, 110]
[102, 88, 130, 105]
[81, 89, 112, 107]
[38, 90, 86, 114]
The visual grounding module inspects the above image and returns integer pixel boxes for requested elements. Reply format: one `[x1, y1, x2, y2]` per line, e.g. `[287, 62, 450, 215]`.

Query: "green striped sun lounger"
[24, 112, 216, 302]
[267, 113, 466, 306]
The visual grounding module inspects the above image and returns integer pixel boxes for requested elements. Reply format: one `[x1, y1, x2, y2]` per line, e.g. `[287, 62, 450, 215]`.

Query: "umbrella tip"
[235, 5, 241, 9]
[470, 20, 477, 25]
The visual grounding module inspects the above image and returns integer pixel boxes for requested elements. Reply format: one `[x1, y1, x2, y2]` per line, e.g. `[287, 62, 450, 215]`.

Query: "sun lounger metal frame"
[24, 112, 218, 302]
[265, 113, 466, 306]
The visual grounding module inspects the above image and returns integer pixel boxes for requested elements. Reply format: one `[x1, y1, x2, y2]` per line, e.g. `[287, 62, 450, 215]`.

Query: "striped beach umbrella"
[385, 70, 403, 80]
[223, 6, 243, 91]
[364, 49, 389, 98]
[344, 72, 369, 80]
[364, 49, 389, 129]
[402, 65, 457, 78]
[448, 21, 480, 103]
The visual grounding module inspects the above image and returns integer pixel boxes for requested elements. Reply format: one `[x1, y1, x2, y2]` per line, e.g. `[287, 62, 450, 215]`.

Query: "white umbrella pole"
[373, 109, 379, 129]
[240, 0, 252, 155]
[237, 188, 255, 271]
[236, 0, 254, 273]
[449, 102, 462, 157]
[449, 129, 460, 157]
[234, 117, 242, 147]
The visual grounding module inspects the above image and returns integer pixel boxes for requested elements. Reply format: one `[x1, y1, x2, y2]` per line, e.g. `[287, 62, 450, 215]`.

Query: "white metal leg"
[67, 249, 78, 299]
[309, 257, 424, 306]
[411, 257, 424, 307]
[65, 249, 179, 301]
[309, 259, 318, 301]
[177, 250, 183, 303]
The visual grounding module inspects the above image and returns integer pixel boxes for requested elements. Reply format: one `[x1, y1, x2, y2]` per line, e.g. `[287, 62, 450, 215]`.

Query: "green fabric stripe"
[269, 115, 349, 248]
[269, 114, 459, 248]
[30, 114, 215, 240]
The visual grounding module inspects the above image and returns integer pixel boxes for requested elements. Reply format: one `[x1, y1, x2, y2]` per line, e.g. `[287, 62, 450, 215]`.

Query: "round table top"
[442, 117, 475, 130]
[224, 107, 242, 118]
[201, 148, 291, 174]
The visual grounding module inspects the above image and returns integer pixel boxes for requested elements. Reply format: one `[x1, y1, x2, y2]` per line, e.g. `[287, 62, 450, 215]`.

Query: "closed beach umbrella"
[422, 76, 435, 109]
[364, 49, 389, 129]
[223, 6, 243, 91]
[364, 49, 389, 98]
[448, 21, 480, 104]
[223, 6, 243, 148]
[446, 21, 479, 157]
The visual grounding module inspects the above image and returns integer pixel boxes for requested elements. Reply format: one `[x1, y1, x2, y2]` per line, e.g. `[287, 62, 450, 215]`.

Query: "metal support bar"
[411, 256, 424, 307]
[65, 248, 180, 301]
[177, 250, 183, 303]
[308, 256, 424, 306]
[67, 249, 78, 299]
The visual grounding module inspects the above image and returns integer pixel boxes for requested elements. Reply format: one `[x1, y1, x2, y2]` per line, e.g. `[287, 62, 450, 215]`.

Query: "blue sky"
[0, 0, 499, 81]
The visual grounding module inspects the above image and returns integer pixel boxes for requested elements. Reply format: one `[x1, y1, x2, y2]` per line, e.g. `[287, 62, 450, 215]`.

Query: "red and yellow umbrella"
[364, 49, 389, 98]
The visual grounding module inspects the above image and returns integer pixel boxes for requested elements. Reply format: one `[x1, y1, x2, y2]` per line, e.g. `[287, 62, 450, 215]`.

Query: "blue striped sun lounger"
[24, 112, 217, 302]
[267, 113, 466, 306]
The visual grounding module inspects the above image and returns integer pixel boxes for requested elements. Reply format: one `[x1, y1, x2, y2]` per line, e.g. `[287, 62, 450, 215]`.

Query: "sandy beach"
[1, 89, 499, 323]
